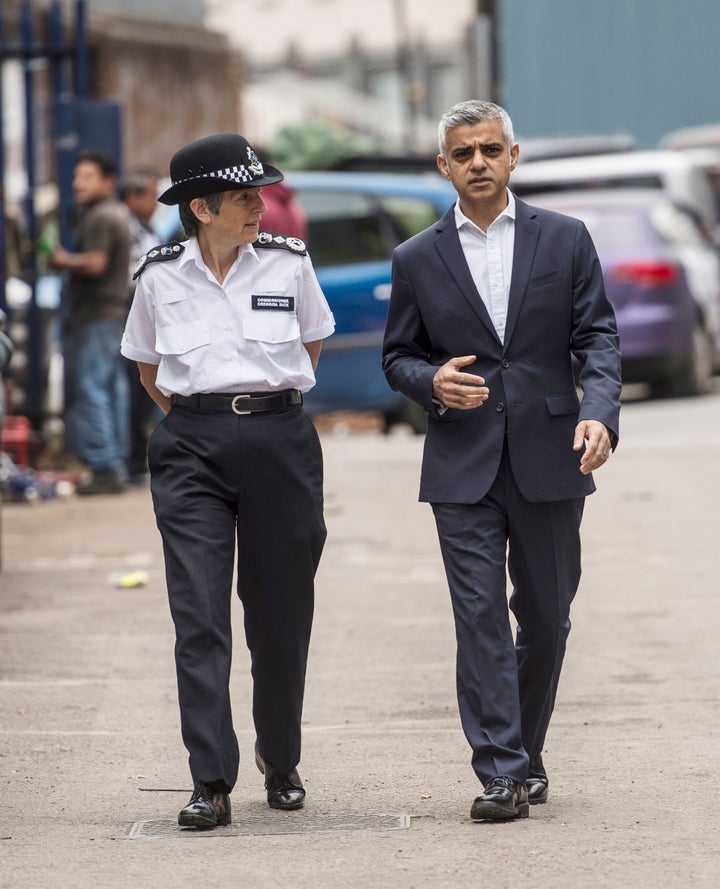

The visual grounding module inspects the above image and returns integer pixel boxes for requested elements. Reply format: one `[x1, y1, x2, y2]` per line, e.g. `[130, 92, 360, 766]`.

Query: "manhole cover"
[128, 813, 411, 838]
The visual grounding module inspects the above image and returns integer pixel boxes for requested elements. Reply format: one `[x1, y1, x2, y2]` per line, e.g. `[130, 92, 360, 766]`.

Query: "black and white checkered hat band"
[172, 163, 264, 186]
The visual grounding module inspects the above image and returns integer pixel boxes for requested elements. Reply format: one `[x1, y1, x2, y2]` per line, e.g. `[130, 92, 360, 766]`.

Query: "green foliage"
[270, 121, 377, 170]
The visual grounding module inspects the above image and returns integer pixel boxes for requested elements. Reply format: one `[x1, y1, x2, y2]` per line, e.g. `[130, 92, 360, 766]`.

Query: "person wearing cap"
[121, 133, 335, 829]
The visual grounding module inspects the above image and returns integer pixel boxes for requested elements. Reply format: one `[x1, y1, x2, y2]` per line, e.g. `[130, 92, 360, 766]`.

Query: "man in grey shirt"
[50, 150, 131, 495]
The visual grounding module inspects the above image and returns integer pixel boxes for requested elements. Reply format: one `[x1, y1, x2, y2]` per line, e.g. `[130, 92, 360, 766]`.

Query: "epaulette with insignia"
[132, 241, 185, 280]
[254, 231, 307, 255]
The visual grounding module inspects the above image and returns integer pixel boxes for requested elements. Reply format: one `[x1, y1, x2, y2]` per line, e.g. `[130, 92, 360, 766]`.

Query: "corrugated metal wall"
[498, 0, 720, 147]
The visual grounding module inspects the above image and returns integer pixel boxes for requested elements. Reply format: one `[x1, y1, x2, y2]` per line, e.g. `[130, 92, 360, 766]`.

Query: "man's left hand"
[573, 420, 611, 475]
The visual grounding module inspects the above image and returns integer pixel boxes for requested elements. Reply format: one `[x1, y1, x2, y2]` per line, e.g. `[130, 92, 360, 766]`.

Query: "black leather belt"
[171, 389, 302, 414]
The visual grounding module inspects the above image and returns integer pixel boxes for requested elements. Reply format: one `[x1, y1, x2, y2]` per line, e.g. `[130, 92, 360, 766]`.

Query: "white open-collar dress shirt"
[454, 188, 516, 343]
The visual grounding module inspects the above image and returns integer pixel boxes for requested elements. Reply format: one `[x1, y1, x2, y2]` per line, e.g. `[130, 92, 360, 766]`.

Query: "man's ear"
[509, 143, 519, 172]
[437, 154, 451, 179]
[189, 197, 210, 225]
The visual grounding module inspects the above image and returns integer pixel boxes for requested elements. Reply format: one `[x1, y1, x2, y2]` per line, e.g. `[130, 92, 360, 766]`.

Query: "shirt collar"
[179, 237, 259, 272]
[454, 188, 516, 232]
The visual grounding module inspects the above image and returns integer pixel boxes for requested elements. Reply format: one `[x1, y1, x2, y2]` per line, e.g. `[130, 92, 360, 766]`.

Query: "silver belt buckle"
[231, 394, 251, 415]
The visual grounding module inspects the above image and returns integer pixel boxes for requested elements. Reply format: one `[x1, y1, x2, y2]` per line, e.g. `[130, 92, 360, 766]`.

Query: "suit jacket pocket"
[545, 391, 581, 416]
[527, 269, 567, 290]
[428, 406, 461, 423]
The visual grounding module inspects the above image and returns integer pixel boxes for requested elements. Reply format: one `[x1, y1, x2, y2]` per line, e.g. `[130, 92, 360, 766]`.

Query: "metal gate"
[1, 0, 121, 421]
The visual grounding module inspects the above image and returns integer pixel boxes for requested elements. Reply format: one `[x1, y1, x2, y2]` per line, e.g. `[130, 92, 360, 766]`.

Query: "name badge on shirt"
[251, 295, 295, 312]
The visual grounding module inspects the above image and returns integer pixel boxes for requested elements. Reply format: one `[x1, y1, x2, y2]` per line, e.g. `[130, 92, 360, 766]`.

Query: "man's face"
[437, 120, 519, 219]
[125, 180, 158, 222]
[205, 188, 267, 245]
[73, 160, 115, 205]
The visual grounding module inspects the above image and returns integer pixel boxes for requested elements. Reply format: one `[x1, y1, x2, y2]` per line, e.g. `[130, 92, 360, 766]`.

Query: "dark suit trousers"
[147, 403, 326, 793]
[432, 444, 584, 786]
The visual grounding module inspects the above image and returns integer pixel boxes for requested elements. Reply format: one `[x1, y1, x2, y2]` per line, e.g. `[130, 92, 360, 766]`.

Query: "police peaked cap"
[158, 133, 284, 205]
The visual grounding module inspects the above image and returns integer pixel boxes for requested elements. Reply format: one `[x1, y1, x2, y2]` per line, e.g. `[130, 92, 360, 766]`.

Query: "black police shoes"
[178, 781, 232, 829]
[470, 776, 529, 821]
[254, 742, 306, 810]
[526, 754, 549, 804]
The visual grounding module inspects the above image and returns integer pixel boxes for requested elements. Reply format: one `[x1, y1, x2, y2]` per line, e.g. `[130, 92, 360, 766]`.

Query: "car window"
[294, 189, 394, 267]
[380, 196, 445, 240]
[514, 174, 663, 196]
[649, 201, 711, 247]
[534, 203, 654, 252]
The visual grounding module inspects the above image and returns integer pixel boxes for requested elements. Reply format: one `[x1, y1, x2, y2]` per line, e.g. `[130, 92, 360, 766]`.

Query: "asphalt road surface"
[1, 384, 718, 888]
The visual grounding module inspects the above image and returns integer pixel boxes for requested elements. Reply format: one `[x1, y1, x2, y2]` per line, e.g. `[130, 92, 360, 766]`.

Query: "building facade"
[205, 0, 489, 154]
[498, 0, 720, 149]
[204, 0, 720, 153]
[1, 0, 241, 190]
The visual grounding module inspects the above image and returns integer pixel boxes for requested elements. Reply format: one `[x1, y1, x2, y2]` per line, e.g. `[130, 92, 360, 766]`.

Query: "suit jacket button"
[501, 359, 510, 368]
[496, 402, 505, 412]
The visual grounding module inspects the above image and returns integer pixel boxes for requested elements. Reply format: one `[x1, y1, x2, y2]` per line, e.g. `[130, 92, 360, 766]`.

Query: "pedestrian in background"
[260, 181, 309, 241]
[49, 149, 131, 495]
[120, 170, 162, 485]
[382, 100, 621, 822]
[121, 133, 335, 829]
[253, 147, 308, 241]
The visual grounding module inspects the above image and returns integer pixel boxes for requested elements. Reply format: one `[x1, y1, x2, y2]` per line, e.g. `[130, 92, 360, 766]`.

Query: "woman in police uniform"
[121, 133, 335, 829]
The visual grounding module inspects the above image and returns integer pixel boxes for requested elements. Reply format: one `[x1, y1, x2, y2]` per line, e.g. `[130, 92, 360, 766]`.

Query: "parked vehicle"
[658, 125, 720, 232]
[286, 171, 456, 429]
[527, 188, 720, 396]
[512, 150, 719, 241]
[659, 122, 720, 152]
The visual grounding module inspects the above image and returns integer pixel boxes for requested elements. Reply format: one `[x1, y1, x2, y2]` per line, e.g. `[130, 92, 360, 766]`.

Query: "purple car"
[529, 188, 720, 397]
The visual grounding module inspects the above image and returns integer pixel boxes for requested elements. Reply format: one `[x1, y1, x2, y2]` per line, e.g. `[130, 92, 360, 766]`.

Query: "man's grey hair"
[438, 100, 515, 157]
[119, 168, 159, 200]
[178, 191, 225, 238]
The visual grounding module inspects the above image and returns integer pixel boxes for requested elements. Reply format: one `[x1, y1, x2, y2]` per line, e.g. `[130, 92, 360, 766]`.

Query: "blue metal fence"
[1, 0, 121, 419]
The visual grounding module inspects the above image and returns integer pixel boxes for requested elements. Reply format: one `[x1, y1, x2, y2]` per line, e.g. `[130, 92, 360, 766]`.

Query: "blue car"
[287, 171, 456, 430]
[152, 171, 456, 430]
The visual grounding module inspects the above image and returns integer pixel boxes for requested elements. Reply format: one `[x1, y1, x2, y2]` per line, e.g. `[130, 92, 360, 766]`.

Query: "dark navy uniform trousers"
[432, 443, 584, 787]
[147, 402, 326, 793]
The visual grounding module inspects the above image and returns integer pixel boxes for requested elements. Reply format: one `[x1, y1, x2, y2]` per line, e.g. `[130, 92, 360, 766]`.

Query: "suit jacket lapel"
[433, 208, 500, 342]
[504, 197, 540, 350]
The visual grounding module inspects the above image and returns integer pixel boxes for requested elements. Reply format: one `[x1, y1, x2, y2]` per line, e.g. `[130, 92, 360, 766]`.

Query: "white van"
[511, 150, 719, 238]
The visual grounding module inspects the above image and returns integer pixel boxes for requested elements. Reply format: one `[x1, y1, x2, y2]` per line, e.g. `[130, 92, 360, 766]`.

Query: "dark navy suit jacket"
[382, 195, 622, 504]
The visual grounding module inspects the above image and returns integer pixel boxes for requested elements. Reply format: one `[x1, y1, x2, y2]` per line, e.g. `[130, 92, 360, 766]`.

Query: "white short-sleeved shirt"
[121, 237, 335, 396]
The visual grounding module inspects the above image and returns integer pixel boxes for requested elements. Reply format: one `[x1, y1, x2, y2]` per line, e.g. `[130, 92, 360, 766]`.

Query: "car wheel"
[658, 321, 713, 397]
[383, 398, 427, 435]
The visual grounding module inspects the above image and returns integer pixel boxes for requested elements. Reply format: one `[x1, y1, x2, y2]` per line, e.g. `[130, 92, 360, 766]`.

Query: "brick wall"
[90, 16, 242, 172]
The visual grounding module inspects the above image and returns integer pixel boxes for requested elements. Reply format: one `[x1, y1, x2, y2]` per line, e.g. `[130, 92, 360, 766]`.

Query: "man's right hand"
[432, 355, 489, 410]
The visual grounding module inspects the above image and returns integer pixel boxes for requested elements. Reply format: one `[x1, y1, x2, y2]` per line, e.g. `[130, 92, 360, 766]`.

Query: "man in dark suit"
[382, 100, 621, 821]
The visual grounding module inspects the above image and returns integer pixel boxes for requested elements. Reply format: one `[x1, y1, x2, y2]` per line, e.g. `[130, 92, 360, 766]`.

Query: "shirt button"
[496, 402, 505, 413]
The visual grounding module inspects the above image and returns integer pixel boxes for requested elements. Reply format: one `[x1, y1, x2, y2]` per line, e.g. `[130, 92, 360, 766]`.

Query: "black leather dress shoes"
[526, 754, 549, 805]
[178, 781, 231, 829]
[471, 776, 529, 821]
[255, 742, 306, 810]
